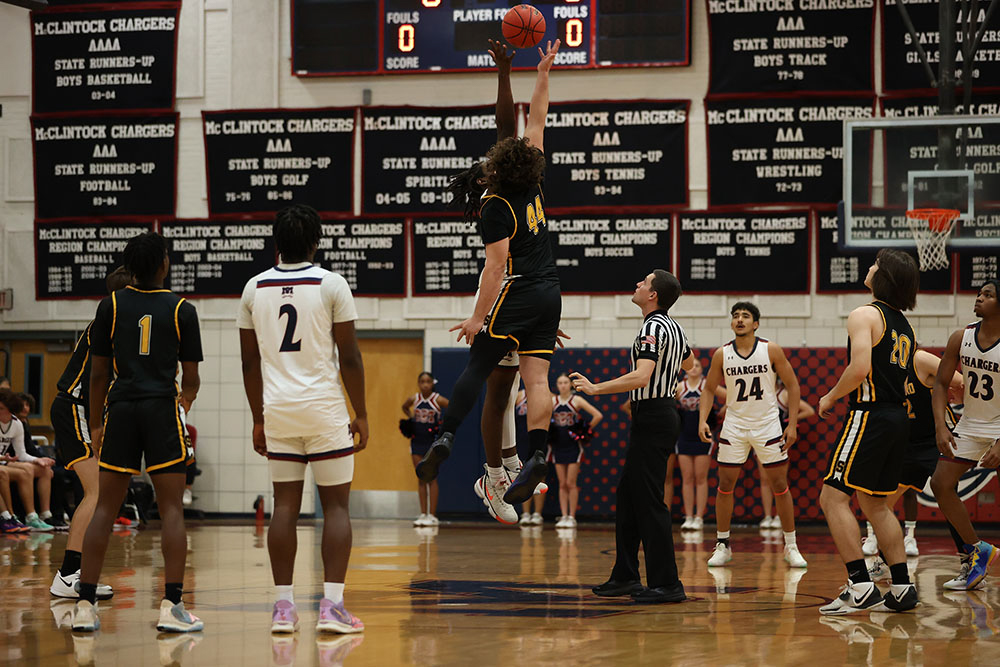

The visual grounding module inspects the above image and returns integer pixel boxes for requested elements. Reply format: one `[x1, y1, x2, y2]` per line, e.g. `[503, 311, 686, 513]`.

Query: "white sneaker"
[72, 600, 100, 632]
[182, 488, 193, 506]
[943, 555, 986, 590]
[50, 570, 114, 600]
[903, 534, 919, 557]
[530, 512, 543, 526]
[690, 516, 704, 531]
[425, 514, 439, 526]
[819, 581, 884, 615]
[784, 544, 808, 568]
[861, 533, 879, 556]
[868, 557, 890, 582]
[566, 516, 577, 528]
[476, 467, 518, 525]
[707, 542, 733, 567]
[555, 516, 568, 528]
[760, 516, 775, 530]
[518, 513, 532, 526]
[156, 599, 204, 633]
[413, 514, 427, 527]
[680, 516, 694, 530]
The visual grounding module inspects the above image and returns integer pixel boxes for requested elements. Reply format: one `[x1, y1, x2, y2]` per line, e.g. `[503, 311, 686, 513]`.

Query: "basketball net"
[904, 208, 960, 271]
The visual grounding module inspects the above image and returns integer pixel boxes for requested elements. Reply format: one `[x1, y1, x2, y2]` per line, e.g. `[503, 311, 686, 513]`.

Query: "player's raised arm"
[488, 39, 516, 141]
[699, 348, 724, 442]
[769, 341, 800, 448]
[523, 39, 559, 152]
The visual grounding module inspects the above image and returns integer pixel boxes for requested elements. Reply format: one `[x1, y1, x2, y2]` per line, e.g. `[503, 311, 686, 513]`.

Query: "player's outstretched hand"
[817, 392, 836, 419]
[488, 38, 514, 73]
[781, 424, 798, 451]
[450, 317, 483, 345]
[935, 426, 957, 458]
[252, 422, 267, 457]
[555, 328, 571, 348]
[537, 39, 560, 72]
[351, 416, 369, 452]
[569, 371, 594, 395]
[698, 421, 712, 444]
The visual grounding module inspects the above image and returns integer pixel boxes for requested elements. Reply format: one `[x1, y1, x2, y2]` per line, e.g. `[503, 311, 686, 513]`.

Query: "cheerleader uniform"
[676, 378, 711, 456]
[410, 392, 442, 457]
[548, 396, 584, 464]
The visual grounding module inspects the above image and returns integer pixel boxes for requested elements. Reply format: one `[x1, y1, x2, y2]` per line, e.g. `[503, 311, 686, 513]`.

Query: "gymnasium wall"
[0, 1, 987, 515]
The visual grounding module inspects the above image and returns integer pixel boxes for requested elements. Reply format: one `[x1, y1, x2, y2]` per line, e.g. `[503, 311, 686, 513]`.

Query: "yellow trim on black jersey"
[870, 301, 887, 347]
[519, 348, 555, 356]
[481, 194, 518, 239]
[125, 286, 171, 294]
[110, 292, 118, 340]
[487, 281, 514, 340]
[66, 325, 92, 398]
[99, 461, 141, 475]
[146, 400, 189, 473]
[841, 410, 870, 484]
[824, 411, 856, 483]
[174, 298, 185, 340]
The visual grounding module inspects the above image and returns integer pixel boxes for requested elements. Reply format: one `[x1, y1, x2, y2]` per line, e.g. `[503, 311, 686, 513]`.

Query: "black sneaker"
[874, 583, 919, 612]
[47, 515, 70, 532]
[503, 451, 547, 505]
[415, 433, 454, 482]
[592, 579, 644, 597]
[632, 582, 687, 604]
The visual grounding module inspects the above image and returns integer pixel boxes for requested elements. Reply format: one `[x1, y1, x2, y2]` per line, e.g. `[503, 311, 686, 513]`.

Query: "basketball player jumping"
[817, 249, 920, 615]
[930, 278, 1000, 590]
[239, 205, 367, 635]
[417, 40, 563, 509]
[699, 302, 808, 569]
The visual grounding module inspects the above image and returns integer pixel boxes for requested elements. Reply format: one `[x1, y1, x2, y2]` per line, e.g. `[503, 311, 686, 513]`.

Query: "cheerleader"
[549, 373, 602, 528]
[401, 372, 449, 527]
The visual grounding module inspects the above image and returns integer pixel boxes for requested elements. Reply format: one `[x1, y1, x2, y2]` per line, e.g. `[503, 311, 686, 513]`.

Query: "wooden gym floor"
[2, 521, 999, 666]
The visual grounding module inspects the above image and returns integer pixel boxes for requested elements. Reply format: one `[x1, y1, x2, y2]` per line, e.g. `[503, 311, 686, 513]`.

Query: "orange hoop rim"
[906, 208, 960, 233]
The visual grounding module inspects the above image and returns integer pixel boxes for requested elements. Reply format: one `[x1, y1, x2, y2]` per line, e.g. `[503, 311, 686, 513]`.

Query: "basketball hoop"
[905, 208, 960, 271]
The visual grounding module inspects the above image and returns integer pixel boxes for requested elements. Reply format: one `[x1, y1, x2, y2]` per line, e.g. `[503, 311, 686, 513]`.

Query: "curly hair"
[123, 232, 168, 285]
[275, 204, 322, 263]
[484, 137, 545, 195]
[446, 162, 486, 221]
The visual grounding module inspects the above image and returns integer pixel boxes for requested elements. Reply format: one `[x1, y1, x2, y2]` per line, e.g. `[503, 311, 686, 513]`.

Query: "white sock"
[26, 512, 38, 521]
[324, 582, 345, 604]
[41, 510, 52, 520]
[0, 511, 11, 520]
[717, 531, 730, 541]
[904, 521, 916, 536]
[275, 585, 294, 604]
[783, 531, 796, 546]
[866, 521, 875, 537]
[501, 455, 521, 471]
[487, 465, 506, 486]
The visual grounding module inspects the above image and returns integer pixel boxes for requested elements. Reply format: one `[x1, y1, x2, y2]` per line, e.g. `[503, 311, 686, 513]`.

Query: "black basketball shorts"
[823, 405, 910, 496]
[484, 279, 561, 359]
[898, 438, 940, 492]
[50, 393, 92, 470]
[100, 397, 188, 475]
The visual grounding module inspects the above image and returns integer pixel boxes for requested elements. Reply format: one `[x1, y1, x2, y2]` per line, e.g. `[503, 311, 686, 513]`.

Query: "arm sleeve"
[635, 322, 664, 362]
[236, 279, 255, 329]
[11, 420, 37, 463]
[89, 297, 114, 357]
[479, 201, 515, 244]
[322, 272, 359, 324]
[177, 300, 204, 362]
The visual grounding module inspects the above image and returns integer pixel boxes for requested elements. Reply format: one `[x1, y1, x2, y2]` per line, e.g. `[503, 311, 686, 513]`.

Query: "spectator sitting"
[17, 393, 70, 530]
[0, 390, 56, 531]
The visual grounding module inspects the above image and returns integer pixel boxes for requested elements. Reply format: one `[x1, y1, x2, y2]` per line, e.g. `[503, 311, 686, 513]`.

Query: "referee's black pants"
[610, 397, 681, 588]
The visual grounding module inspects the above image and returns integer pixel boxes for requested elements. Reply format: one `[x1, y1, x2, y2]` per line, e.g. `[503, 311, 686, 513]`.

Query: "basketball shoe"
[473, 465, 518, 525]
[316, 599, 364, 634]
[156, 600, 204, 633]
[819, 581, 884, 615]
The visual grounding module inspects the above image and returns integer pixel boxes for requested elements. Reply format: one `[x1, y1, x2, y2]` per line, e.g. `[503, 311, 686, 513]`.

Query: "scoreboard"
[292, 0, 691, 75]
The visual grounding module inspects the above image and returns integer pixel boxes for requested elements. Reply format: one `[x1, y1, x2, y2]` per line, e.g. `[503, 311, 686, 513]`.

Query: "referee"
[571, 269, 692, 604]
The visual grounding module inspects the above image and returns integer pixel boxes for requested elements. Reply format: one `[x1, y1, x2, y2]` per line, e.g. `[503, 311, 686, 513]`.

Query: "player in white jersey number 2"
[930, 278, 1000, 590]
[698, 302, 807, 569]
[239, 205, 367, 635]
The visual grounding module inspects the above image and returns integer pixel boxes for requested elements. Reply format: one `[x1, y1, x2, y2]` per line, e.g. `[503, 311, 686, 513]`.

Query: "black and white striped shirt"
[630, 310, 691, 402]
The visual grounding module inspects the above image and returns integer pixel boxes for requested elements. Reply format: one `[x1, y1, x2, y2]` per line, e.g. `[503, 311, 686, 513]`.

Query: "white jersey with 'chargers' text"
[237, 262, 358, 438]
[722, 337, 779, 429]
[954, 322, 1000, 439]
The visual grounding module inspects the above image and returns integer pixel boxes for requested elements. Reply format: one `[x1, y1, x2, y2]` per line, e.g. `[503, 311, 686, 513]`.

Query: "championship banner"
[958, 245, 1000, 293]
[539, 101, 688, 210]
[202, 108, 355, 217]
[706, 0, 874, 94]
[31, 112, 178, 220]
[677, 211, 810, 293]
[548, 214, 671, 293]
[815, 211, 952, 292]
[161, 220, 276, 297]
[35, 220, 152, 299]
[315, 219, 406, 297]
[31, 1, 180, 113]
[410, 218, 484, 296]
[361, 105, 497, 216]
[706, 96, 874, 206]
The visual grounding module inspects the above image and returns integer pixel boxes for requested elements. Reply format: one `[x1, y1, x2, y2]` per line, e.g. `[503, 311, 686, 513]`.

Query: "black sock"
[889, 562, 910, 585]
[947, 521, 971, 553]
[528, 429, 548, 457]
[78, 582, 97, 605]
[846, 559, 870, 584]
[165, 582, 183, 605]
[61, 549, 82, 575]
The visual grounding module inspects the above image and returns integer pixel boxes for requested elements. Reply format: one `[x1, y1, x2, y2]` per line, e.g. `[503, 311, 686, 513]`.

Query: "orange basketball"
[502, 4, 545, 49]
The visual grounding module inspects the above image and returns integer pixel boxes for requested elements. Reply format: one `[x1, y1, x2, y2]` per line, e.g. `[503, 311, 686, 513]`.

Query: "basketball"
[502, 4, 545, 49]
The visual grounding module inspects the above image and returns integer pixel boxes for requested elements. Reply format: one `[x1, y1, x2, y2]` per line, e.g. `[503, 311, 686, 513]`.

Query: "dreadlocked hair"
[274, 204, 322, 263]
[105, 265, 131, 294]
[484, 137, 545, 196]
[446, 162, 486, 221]
[122, 232, 168, 285]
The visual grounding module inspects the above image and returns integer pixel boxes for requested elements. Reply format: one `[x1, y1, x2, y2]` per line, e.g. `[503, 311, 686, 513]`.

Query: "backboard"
[839, 113, 1000, 251]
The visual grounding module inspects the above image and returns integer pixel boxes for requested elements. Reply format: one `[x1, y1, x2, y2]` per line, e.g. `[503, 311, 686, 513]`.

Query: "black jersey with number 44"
[90, 286, 203, 403]
[848, 300, 914, 409]
[478, 163, 559, 284]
